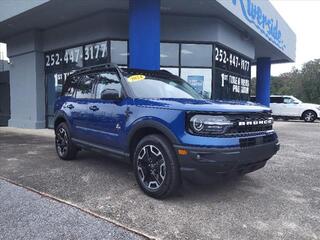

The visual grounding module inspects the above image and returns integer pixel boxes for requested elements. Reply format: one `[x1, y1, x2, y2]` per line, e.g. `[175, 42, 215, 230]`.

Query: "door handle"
[65, 104, 74, 109]
[89, 105, 99, 111]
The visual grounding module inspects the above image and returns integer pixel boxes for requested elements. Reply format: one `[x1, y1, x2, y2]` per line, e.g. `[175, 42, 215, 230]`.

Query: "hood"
[134, 98, 270, 113]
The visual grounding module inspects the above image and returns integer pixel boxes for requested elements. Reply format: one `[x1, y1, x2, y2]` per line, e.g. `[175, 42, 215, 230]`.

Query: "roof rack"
[70, 63, 120, 76]
[121, 68, 174, 76]
[68, 63, 176, 79]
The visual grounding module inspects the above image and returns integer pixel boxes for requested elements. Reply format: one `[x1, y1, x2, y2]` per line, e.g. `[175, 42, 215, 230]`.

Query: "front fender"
[126, 118, 181, 147]
[53, 110, 72, 130]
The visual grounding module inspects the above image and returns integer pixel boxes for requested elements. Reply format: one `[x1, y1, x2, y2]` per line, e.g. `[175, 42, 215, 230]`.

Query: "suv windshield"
[122, 70, 203, 100]
[291, 96, 302, 103]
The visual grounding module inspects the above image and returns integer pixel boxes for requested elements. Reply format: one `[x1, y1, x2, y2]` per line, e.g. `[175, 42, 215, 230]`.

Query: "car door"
[59, 75, 78, 135]
[282, 97, 300, 117]
[86, 70, 128, 151]
[70, 74, 97, 142]
[270, 97, 284, 116]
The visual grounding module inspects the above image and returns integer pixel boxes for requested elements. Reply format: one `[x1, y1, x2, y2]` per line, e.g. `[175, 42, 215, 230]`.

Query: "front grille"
[224, 113, 273, 136]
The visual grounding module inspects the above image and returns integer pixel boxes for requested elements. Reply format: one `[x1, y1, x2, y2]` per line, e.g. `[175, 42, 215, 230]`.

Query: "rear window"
[62, 76, 77, 97]
[62, 74, 95, 99]
[95, 71, 122, 99]
[74, 75, 95, 99]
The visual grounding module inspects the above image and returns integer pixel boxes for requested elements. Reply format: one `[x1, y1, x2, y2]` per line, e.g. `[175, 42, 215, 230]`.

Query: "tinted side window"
[62, 76, 77, 97]
[270, 97, 276, 103]
[283, 97, 294, 104]
[95, 71, 122, 99]
[271, 97, 284, 103]
[75, 75, 95, 99]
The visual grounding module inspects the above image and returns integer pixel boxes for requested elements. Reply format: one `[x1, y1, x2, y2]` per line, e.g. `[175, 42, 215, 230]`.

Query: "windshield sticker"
[128, 75, 145, 82]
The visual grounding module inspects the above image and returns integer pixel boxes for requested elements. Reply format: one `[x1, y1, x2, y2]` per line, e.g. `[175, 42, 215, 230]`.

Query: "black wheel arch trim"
[53, 111, 72, 130]
[127, 120, 181, 148]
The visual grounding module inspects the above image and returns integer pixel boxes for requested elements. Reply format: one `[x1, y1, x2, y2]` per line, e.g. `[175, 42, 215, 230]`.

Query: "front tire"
[302, 110, 317, 122]
[133, 134, 181, 199]
[55, 122, 78, 160]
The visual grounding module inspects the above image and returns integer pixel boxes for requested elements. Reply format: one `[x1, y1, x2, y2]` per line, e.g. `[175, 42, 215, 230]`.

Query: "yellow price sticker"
[128, 75, 146, 82]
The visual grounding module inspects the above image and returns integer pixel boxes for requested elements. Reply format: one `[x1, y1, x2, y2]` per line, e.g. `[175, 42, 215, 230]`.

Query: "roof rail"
[70, 63, 120, 76]
[68, 63, 176, 79]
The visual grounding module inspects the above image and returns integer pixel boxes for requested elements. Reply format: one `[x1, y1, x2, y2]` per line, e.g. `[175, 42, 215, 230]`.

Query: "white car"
[270, 95, 320, 122]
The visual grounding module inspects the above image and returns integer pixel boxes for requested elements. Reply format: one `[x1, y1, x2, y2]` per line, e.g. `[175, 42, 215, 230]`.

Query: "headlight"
[317, 106, 320, 111]
[188, 115, 233, 135]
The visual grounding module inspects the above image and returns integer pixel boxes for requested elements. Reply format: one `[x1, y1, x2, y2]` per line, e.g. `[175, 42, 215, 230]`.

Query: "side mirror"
[293, 101, 299, 104]
[101, 89, 121, 101]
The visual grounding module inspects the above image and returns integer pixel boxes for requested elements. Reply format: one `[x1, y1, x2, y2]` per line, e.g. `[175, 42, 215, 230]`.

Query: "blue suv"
[54, 63, 279, 199]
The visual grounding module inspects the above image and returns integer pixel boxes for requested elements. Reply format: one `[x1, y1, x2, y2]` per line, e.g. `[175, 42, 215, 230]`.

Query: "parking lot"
[0, 121, 319, 240]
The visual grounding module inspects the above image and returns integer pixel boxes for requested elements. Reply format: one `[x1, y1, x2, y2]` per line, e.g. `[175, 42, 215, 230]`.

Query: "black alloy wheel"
[303, 110, 317, 122]
[55, 122, 78, 160]
[137, 144, 166, 190]
[133, 134, 181, 199]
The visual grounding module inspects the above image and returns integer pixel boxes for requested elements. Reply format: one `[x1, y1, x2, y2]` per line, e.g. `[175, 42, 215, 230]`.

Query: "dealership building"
[0, 0, 296, 129]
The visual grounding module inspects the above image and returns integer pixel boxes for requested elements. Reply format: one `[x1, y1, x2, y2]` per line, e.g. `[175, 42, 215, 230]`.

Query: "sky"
[252, 0, 320, 77]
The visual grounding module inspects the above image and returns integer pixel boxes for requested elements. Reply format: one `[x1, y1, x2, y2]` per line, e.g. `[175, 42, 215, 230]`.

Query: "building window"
[65, 46, 83, 69]
[83, 41, 108, 67]
[181, 44, 212, 67]
[111, 41, 128, 66]
[160, 43, 179, 67]
[180, 68, 212, 99]
[159, 43, 214, 99]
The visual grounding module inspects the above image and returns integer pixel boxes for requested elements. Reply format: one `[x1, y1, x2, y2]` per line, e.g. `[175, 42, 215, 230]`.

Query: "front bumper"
[174, 138, 280, 183]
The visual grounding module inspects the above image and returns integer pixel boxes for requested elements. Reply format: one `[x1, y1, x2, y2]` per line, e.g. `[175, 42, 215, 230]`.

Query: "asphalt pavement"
[0, 121, 319, 240]
[0, 179, 145, 240]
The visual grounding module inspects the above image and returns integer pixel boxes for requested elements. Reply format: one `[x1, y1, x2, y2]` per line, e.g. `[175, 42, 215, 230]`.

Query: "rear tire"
[133, 134, 181, 199]
[302, 110, 317, 122]
[55, 122, 78, 160]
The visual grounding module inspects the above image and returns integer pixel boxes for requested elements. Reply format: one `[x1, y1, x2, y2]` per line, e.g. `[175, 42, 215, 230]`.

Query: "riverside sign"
[216, 0, 296, 61]
[232, 0, 285, 51]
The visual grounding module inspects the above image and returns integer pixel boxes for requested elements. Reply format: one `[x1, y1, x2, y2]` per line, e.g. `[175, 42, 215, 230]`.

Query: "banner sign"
[187, 75, 204, 95]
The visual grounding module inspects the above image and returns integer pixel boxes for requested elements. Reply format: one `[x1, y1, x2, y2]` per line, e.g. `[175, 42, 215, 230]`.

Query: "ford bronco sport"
[54, 63, 280, 199]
